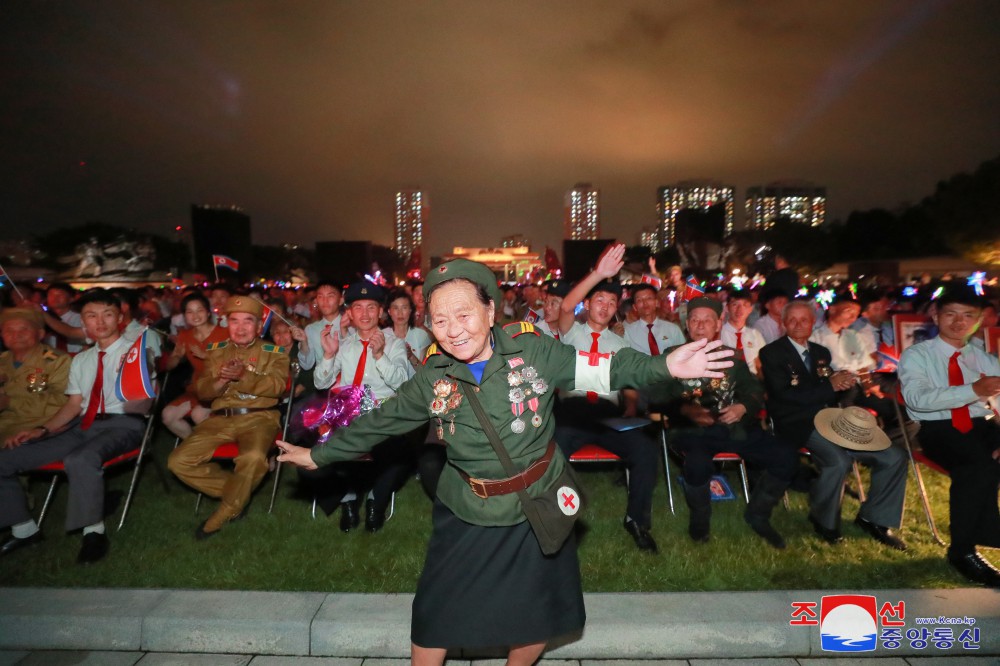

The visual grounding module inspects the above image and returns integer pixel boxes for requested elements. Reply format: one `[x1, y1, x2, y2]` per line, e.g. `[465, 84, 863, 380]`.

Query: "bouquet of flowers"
[296, 385, 376, 444]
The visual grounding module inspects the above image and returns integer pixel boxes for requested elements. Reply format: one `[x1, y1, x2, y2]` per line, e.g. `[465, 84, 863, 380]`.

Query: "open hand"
[595, 243, 626, 280]
[320, 324, 340, 359]
[666, 338, 733, 379]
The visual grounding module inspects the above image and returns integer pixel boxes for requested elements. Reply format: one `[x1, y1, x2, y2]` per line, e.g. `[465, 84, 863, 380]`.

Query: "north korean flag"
[115, 329, 157, 401]
[683, 275, 705, 302]
[213, 255, 240, 271]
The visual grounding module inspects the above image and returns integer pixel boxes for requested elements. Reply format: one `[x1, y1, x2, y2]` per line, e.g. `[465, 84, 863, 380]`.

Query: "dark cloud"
[1, 0, 998, 258]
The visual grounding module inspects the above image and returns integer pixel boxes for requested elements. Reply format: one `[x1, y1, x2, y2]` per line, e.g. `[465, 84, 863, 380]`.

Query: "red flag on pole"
[115, 330, 157, 401]
[212, 255, 240, 271]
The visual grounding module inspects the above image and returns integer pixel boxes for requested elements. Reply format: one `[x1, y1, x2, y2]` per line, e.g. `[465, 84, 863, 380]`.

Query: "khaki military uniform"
[168, 338, 289, 525]
[0, 344, 70, 442]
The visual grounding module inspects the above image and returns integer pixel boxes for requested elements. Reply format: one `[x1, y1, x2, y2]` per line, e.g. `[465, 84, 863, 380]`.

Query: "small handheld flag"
[115, 330, 157, 401]
[640, 274, 662, 290]
[213, 255, 239, 271]
[682, 275, 705, 302]
[260, 303, 275, 336]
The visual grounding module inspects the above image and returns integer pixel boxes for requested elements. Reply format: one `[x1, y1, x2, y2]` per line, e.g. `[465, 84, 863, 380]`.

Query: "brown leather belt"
[212, 407, 275, 417]
[458, 441, 556, 499]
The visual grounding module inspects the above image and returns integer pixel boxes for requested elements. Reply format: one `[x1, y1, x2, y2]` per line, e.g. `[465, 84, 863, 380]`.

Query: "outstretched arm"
[558, 242, 625, 335]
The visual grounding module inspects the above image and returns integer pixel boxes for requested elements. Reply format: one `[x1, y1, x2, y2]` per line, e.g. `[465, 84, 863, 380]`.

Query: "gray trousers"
[0, 416, 143, 532]
[805, 429, 907, 530]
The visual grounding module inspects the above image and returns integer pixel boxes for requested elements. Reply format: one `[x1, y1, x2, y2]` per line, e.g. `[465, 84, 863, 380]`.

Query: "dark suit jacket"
[759, 336, 838, 448]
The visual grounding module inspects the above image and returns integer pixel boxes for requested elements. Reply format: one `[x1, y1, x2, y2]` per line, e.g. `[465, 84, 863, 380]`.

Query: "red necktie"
[948, 351, 973, 433]
[80, 350, 106, 430]
[586, 332, 600, 403]
[647, 323, 660, 356]
[352, 340, 370, 387]
[554, 331, 560, 341]
[735, 330, 745, 361]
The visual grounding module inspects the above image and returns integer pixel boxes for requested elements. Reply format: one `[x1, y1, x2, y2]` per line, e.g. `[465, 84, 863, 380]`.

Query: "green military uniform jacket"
[311, 322, 675, 526]
[654, 346, 762, 440]
[0, 343, 71, 440]
[197, 338, 290, 409]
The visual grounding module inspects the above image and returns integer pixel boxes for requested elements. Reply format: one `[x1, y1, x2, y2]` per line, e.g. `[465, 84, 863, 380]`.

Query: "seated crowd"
[0, 263, 998, 589]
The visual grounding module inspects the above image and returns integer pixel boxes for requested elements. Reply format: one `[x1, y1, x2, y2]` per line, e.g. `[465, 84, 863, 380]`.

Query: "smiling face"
[726, 297, 753, 328]
[349, 299, 382, 335]
[934, 302, 983, 348]
[227, 312, 260, 346]
[429, 280, 495, 363]
[586, 290, 619, 329]
[184, 299, 211, 329]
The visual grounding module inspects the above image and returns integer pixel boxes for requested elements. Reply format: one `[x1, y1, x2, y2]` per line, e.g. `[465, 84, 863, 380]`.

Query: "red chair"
[893, 386, 948, 546]
[657, 415, 751, 513]
[35, 374, 168, 531]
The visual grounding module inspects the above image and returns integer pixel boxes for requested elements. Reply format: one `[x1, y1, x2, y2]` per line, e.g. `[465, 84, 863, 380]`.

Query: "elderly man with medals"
[277, 244, 734, 666]
[652, 297, 797, 548]
[760, 299, 908, 550]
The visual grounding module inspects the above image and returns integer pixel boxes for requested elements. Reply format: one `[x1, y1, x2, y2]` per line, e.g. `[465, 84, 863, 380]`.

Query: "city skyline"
[2, 1, 998, 258]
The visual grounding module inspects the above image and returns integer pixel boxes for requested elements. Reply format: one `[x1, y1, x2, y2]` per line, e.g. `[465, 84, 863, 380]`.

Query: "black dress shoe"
[365, 499, 386, 533]
[745, 514, 786, 550]
[855, 516, 907, 551]
[0, 531, 44, 557]
[808, 514, 843, 545]
[623, 519, 658, 553]
[948, 552, 1000, 588]
[77, 532, 109, 564]
[339, 499, 360, 533]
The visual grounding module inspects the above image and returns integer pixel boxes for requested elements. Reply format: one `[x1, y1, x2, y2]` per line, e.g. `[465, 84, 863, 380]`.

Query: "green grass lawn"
[1, 429, 979, 592]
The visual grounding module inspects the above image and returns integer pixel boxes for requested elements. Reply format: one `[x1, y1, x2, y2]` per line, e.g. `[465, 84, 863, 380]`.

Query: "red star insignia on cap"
[438, 265, 448, 273]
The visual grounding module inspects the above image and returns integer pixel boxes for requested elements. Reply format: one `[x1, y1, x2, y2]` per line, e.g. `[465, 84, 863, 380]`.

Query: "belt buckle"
[468, 477, 488, 499]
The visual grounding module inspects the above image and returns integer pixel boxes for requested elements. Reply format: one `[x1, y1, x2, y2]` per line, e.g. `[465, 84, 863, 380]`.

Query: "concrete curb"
[0, 588, 996, 658]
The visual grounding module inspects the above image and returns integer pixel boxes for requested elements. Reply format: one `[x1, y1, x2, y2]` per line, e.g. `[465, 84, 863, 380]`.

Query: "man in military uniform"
[653, 298, 797, 548]
[0, 308, 71, 442]
[168, 296, 290, 539]
[532, 279, 570, 339]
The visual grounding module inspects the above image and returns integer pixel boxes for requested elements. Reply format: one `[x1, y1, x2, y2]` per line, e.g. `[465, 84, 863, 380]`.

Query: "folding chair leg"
[195, 493, 203, 513]
[268, 461, 282, 514]
[37, 476, 60, 528]
[852, 461, 866, 503]
[311, 495, 318, 519]
[117, 451, 146, 531]
[660, 426, 675, 515]
[738, 460, 750, 504]
[386, 491, 395, 521]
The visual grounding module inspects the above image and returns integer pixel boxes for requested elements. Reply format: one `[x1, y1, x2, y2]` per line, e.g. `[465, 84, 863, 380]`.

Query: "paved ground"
[1, 588, 996, 663]
[1, 655, 999, 665]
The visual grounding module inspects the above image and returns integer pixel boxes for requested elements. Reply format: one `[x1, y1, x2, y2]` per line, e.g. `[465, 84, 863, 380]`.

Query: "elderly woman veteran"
[277, 252, 733, 666]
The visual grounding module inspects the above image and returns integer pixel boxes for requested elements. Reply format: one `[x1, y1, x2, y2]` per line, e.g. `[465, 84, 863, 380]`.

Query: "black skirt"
[411, 499, 586, 649]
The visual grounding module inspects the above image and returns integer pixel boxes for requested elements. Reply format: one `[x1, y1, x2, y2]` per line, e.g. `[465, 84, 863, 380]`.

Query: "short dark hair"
[386, 289, 416, 328]
[727, 289, 753, 303]
[210, 283, 232, 295]
[108, 287, 139, 313]
[46, 282, 76, 297]
[181, 292, 211, 313]
[314, 280, 342, 294]
[936, 287, 985, 311]
[630, 283, 656, 298]
[77, 288, 120, 310]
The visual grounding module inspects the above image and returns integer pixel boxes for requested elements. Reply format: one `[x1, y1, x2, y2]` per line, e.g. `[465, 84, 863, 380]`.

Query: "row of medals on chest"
[0, 370, 50, 393]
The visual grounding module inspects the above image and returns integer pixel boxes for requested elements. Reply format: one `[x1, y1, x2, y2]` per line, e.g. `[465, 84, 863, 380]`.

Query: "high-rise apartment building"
[638, 226, 658, 252]
[564, 183, 600, 240]
[656, 180, 735, 249]
[501, 234, 529, 248]
[745, 181, 826, 229]
[394, 189, 427, 262]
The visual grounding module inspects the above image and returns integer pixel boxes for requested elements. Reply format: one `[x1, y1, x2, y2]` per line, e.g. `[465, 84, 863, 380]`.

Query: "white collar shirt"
[623, 317, 685, 356]
[898, 336, 1000, 421]
[66, 336, 137, 415]
[123, 319, 163, 359]
[720, 321, 765, 376]
[534, 320, 561, 339]
[810, 323, 875, 373]
[753, 315, 784, 345]
[382, 326, 432, 379]
[561, 322, 628, 404]
[314, 329, 409, 400]
[298, 314, 342, 371]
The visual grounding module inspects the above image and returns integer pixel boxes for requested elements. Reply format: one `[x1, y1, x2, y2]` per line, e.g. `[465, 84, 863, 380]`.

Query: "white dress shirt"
[534, 320, 560, 339]
[753, 315, 784, 345]
[810, 324, 875, 373]
[123, 319, 163, 359]
[382, 326, 432, 379]
[623, 318, 685, 356]
[298, 314, 342, 371]
[45, 310, 84, 354]
[898, 336, 1000, 421]
[67, 336, 137, 414]
[313, 329, 409, 400]
[562, 322, 629, 404]
[720, 321, 766, 376]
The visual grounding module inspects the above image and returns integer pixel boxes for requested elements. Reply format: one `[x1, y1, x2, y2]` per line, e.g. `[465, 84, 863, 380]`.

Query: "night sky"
[3, 0, 999, 258]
